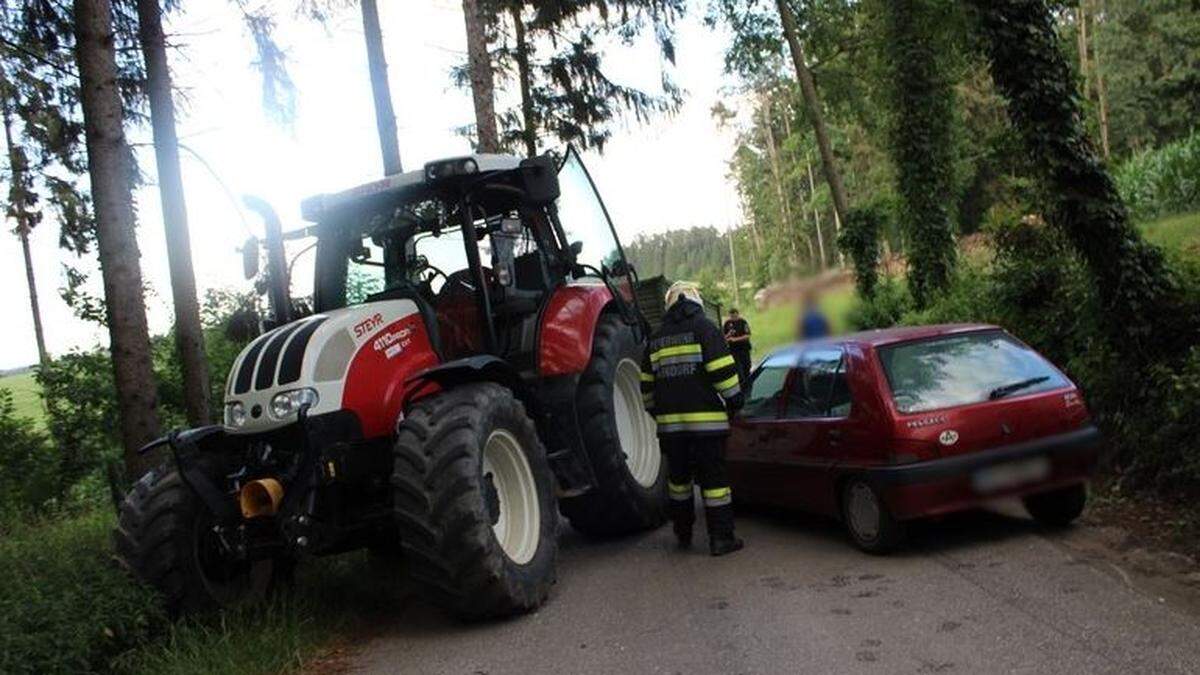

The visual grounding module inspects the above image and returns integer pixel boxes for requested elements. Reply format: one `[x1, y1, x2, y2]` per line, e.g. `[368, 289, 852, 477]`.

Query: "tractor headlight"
[270, 388, 320, 420]
[225, 401, 247, 428]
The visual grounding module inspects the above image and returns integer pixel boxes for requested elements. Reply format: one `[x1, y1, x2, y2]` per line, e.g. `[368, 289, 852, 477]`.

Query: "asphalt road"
[347, 502, 1200, 674]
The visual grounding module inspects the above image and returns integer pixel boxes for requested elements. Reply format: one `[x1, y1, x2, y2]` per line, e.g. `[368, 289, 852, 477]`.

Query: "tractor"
[115, 148, 665, 619]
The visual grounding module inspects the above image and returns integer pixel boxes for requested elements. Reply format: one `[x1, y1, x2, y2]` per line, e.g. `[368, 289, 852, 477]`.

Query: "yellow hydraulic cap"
[239, 478, 284, 519]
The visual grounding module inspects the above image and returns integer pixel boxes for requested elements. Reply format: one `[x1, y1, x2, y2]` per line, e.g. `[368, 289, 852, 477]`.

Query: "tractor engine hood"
[223, 298, 434, 435]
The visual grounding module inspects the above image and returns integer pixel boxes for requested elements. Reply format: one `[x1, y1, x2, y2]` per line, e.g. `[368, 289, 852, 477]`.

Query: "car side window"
[783, 347, 851, 419]
[741, 351, 796, 420]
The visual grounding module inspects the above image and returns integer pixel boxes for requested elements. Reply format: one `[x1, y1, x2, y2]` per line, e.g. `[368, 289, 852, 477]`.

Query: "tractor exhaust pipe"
[239, 478, 284, 519]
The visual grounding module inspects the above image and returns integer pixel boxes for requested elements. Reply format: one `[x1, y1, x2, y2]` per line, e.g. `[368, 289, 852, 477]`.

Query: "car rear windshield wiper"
[988, 376, 1050, 400]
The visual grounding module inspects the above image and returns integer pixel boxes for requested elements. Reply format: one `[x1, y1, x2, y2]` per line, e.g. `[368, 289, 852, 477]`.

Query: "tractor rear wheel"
[113, 465, 278, 615]
[561, 313, 666, 536]
[392, 383, 558, 619]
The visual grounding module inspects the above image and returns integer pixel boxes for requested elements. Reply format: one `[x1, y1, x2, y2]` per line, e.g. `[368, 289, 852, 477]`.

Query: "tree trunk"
[136, 0, 210, 427]
[511, 4, 537, 157]
[1076, 3, 1091, 97]
[776, 0, 850, 225]
[462, 0, 500, 152]
[758, 97, 797, 265]
[2, 93, 48, 365]
[970, 0, 1186, 354]
[75, 0, 162, 477]
[805, 154, 827, 270]
[1090, 0, 1111, 160]
[360, 0, 403, 174]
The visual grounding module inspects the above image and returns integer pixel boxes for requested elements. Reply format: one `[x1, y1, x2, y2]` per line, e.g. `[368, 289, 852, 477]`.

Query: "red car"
[726, 324, 1101, 553]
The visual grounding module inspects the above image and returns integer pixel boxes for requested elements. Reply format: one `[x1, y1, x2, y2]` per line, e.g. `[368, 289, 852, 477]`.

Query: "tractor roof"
[300, 154, 524, 222]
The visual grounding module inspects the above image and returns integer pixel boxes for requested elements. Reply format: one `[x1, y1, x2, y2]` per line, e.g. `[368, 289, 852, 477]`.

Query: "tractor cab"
[299, 149, 641, 371]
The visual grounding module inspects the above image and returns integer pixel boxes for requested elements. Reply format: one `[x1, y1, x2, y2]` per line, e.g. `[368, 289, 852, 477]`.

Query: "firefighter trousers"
[660, 434, 736, 541]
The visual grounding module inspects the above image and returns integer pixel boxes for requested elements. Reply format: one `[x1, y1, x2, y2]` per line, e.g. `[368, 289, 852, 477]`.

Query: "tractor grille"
[232, 316, 328, 395]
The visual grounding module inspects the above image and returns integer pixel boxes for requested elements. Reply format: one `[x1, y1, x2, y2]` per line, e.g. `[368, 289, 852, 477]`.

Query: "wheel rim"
[614, 358, 662, 488]
[847, 482, 881, 542]
[482, 429, 541, 565]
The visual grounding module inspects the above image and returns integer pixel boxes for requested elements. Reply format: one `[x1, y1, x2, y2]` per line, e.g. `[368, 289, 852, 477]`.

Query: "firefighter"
[641, 282, 745, 556]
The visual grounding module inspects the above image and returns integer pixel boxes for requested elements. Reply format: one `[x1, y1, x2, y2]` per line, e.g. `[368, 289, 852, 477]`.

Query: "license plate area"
[972, 456, 1051, 494]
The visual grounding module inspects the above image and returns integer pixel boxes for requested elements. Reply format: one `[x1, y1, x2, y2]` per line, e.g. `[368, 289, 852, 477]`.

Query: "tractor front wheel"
[561, 313, 666, 536]
[113, 466, 278, 615]
[392, 383, 558, 619]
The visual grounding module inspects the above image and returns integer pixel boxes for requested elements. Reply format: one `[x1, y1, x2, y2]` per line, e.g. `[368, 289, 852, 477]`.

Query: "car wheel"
[841, 478, 905, 554]
[1023, 483, 1087, 528]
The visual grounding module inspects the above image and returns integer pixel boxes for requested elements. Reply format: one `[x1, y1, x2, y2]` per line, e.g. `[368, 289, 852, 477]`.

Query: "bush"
[0, 390, 57, 520]
[1116, 130, 1200, 222]
[0, 510, 165, 674]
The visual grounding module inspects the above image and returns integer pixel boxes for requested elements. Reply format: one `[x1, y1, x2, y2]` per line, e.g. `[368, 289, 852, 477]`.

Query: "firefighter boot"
[705, 502, 743, 557]
[667, 480, 695, 549]
[669, 497, 694, 549]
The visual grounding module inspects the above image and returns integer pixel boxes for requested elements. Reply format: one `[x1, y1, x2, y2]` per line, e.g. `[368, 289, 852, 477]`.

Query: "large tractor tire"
[561, 313, 666, 537]
[113, 465, 279, 616]
[392, 383, 558, 619]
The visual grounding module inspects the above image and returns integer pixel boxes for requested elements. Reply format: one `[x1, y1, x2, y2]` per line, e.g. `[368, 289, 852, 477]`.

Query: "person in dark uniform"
[722, 308, 753, 387]
[641, 282, 745, 556]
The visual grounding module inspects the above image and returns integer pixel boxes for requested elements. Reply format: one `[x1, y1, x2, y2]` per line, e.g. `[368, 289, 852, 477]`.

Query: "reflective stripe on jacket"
[640, 299, 745, 436]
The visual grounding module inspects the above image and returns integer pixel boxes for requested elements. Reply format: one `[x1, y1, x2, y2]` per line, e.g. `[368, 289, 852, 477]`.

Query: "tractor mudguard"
[406, 355, 527, 398]
[407, 356, 597, 497]
[538, 282, 614, 377]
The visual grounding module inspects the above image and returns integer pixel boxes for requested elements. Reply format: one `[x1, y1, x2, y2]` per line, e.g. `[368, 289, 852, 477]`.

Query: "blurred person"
[722, 308, 753, 386]
[641, 282, 745, 556]
[798, 291, 830, 340]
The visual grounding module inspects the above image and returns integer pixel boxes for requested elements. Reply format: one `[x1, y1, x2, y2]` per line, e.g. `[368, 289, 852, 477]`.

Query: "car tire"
[392, 383, 558, 619]
[560, 313, 667, 537]
[841, 478, 905, 554]
[1023, 482, 1087, 527]
[113, 464, 279, 616]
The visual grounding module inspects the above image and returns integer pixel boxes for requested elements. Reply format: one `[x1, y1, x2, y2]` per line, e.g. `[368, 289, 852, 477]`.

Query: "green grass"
[0, 370, 44, 427]
[1139, 211, 1200, 254]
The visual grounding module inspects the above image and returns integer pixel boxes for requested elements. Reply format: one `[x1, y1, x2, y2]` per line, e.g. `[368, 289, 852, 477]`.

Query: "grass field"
[0, 370, 44, 426]
[1140, 211, 1200, 254]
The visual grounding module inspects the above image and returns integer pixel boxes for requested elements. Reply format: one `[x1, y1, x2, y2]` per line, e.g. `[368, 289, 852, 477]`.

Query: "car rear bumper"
[865, 425, 1102, 521]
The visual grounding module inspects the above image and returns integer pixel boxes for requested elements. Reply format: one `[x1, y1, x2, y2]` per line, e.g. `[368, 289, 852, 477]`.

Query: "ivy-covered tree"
[882, 0, 958, 306]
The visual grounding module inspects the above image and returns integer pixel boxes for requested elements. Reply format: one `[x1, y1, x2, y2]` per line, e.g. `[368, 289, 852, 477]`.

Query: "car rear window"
[878, 330, 1069, 414]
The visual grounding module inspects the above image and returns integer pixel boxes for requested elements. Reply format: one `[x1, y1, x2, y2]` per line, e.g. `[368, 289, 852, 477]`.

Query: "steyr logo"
[353, 313, 384, 339]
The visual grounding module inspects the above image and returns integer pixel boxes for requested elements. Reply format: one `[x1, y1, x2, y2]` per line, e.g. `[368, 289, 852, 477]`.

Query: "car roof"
[766, 323, 1001, 360]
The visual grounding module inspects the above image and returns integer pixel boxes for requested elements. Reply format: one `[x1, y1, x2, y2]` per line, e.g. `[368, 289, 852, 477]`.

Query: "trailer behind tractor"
[115, 149, 665, 618]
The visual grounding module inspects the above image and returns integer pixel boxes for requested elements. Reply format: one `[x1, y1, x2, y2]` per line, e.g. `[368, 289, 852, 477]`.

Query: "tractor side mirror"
[570, 240, 583, 256]
[518, 155, 560, 206]
[242, 236, 259, 279]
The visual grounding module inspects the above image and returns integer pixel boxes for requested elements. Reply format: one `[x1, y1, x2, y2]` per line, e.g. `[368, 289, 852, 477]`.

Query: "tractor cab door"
[554, 147, 640, 314]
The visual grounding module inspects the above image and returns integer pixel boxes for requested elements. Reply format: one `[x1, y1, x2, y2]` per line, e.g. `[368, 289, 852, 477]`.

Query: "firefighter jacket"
[640, 299, 746, 436]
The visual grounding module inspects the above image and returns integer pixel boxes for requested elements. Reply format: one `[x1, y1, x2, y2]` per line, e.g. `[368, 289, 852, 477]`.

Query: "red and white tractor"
[115, 149, 664, 618]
